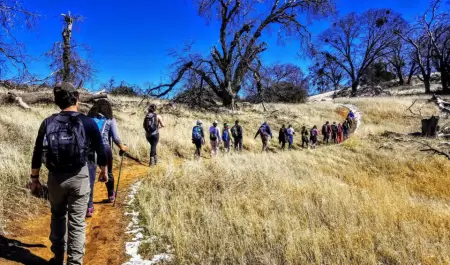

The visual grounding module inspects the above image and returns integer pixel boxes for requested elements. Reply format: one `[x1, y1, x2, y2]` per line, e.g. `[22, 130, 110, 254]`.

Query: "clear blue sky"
[13, 0, 430, 90]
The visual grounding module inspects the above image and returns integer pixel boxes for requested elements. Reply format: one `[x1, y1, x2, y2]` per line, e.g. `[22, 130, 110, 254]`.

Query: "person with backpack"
[143, 104, 165, 166]
[29, 82, 107, 265]
[342, 120, 350, 140]
[310, 125, 319, 149]
[209, 120, 221, 157]
[192, 120, 205, 159]
[337, 123, 343, 143]
[87, 99, 128, 216]
[278, 125, 287, 150]
[301, 126, 309, 148]
[322, 121, 331, 144]
[231, 120, 243, 152]
[254, 122, 272, 152]
[222, 123, 233, 153]
[286, 124, 295, 150]
[331, 121, 338, 144]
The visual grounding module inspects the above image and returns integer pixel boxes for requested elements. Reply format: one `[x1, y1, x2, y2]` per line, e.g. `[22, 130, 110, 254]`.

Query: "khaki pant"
[48, 165, 90, 265]
[210, 140, 219, 156]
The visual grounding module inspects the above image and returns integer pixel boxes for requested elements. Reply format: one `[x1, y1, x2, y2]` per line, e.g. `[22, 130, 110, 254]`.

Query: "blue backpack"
[44, 113, 87, 172]
[192, 126, 202, 141]
[93, 116, 108, 143]
[222, 129, 229, 142]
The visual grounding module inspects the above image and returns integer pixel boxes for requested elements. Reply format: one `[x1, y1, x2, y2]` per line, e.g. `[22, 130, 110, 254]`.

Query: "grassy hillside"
[1, 94, 449, 264]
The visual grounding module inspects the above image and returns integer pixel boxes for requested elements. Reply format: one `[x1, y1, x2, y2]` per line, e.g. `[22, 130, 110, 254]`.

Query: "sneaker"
[108, 192, 116, 203]
[86, 207, 94, 218]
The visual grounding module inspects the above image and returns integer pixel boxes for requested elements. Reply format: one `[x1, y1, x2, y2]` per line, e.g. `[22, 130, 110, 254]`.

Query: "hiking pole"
[113, 150, 126, 207]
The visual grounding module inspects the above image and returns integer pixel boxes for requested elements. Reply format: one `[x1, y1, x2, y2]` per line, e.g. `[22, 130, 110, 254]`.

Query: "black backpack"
[44, 113, 87, 172]
[232, 125, 242, 138]
[145, 113, 158, 134]
[210, 128, 218, 141]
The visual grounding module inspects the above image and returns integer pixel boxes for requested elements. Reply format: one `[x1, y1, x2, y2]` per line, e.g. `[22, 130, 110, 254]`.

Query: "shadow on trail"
[0, 235, 49, 265]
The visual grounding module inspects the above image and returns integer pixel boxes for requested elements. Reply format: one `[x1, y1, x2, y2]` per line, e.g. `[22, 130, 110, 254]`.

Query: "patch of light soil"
[123, 181, 173, 265]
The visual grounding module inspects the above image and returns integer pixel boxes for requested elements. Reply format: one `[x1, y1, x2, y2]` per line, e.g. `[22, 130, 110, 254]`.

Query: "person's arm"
[31, 120, 46, 178]
[157, 115, 165, 128]
[217, 128, 221, 143]
[143, 116, 148, 131]
[110, 119, 127, 152]
[254, 129, 260, 139]
[268, 126, 273, 138]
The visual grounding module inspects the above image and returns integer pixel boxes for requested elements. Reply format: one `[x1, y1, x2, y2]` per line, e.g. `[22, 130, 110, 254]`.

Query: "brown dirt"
[0, 161, 149, 265]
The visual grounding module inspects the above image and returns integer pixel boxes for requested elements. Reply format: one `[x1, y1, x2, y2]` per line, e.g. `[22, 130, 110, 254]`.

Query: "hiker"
[143, 104, 165, 166]
[301, 126, 309, 148]
[231, 120, 243, 152]
[192, 120, 205, 158]
[29, 82, 107, 265]
[278, 125, 287, 150]
[322, 121, 331, 144]
[343, 120, 350, 140]
[254, 122, 273, 152]
[337, 123, 343, 143]
[310, 125, 319, 149]
[331, 122, 338, 144]
[87, 99, 128, 217]
[286, 124, 295, 150]
[222, 123, 233, 153]
[209, 120, 221, 157]
[347, 111, 355, 128]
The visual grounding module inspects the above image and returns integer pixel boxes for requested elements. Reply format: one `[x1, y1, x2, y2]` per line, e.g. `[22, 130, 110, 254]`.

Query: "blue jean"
[87, 145, 115, 208]
[288, 135, 294, 149]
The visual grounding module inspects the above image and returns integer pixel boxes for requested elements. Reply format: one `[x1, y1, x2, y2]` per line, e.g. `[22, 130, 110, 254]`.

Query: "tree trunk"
[440, 66, 449, 93]
[424, 76, 431, 94]
[221, 92, 234, 107]
[351, 80, 359, 96]
[62, 14, 74, 82]
[1, 91, 108, 109]
[421, 116, 439, 137]
[407, 62, 416, 85]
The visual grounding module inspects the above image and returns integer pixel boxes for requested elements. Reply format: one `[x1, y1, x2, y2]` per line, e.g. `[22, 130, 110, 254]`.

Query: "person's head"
[88, 99, 113, 119]
[288, 124, 292, 128]
[197, 120, 203, 126]
[326, 121, 329, 124]
[281, 124, 285, 128]
[148, 104, 157, 113]
[333, 121, 336, 125]
[313, 125, 317, 129]
[224, 123, 229, 128]
[213, 120, 218, 127]
[54, 82, 79, 110]
[263, 121, 267, 126]
[302, 126, 306, 130]
[235, 120, 239, 125]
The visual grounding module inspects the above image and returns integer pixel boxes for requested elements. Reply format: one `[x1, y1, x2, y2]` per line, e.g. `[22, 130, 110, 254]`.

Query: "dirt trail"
[0, 161, 149, 265]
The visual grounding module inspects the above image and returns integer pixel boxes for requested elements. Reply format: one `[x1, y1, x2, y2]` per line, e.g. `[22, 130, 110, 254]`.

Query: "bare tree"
[46, 12, 95, 87]
[148, 0, 334, 107]
[309, 51, 343, 93]
[0, 0, 38, 78]
[318, 9, 405, 95]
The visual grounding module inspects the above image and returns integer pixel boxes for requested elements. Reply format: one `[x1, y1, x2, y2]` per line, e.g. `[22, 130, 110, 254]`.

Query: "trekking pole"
[113, 150, 126, 207]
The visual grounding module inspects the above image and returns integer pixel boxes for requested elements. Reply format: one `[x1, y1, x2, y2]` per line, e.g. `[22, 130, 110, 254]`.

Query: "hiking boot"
[48, 257, 65, 265]
[108, 192, 116, 203]
[86, 207, 94, 218]
[150, 157, 156, 166]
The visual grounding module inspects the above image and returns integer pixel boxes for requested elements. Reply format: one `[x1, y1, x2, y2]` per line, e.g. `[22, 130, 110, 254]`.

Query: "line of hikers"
[27, 82, 356, 265]
[190, 111, 356, 157]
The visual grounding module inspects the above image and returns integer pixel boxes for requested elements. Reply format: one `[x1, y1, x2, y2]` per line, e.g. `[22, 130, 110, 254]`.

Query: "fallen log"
[1, 91, 108, 109]
[430, 94, 450, 114]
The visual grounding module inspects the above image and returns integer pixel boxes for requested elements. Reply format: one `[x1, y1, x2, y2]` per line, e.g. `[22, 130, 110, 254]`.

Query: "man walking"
[30, 82, 107, 265]
[254, 122, 273, 152]
[209, 120, 221, 157]
[231, 120, 243, 152]
[192, 120, 205, 159]
[322, 121, 331, 144]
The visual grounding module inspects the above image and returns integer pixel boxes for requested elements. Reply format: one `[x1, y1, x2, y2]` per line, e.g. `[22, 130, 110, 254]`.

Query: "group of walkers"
[29, 83, 165, 265]
[190, 110, 356, 156]
[27, 82, 356, 265]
